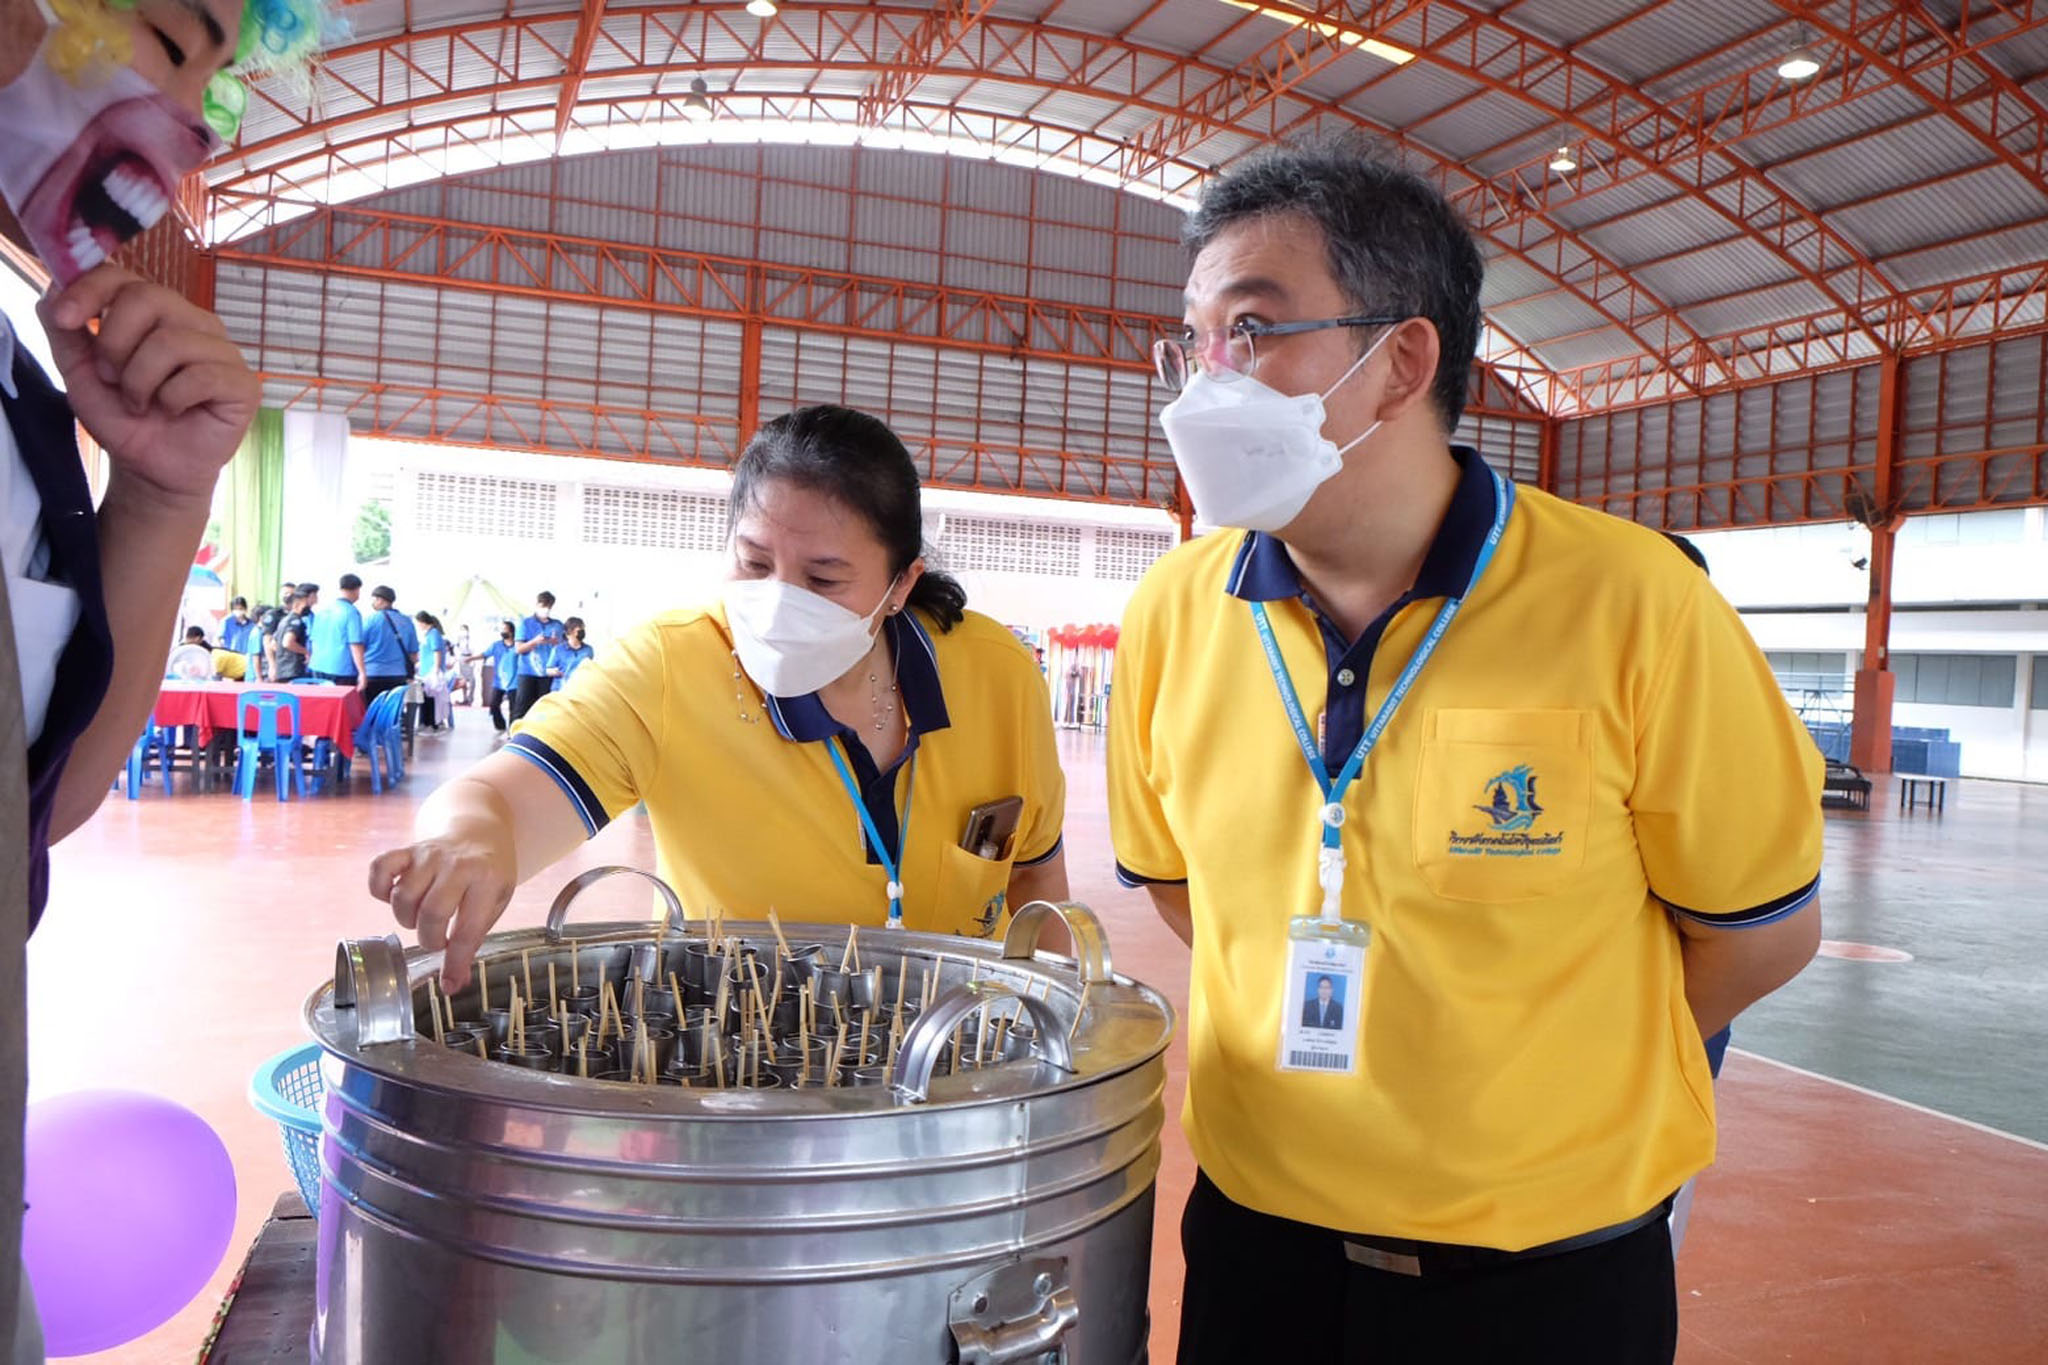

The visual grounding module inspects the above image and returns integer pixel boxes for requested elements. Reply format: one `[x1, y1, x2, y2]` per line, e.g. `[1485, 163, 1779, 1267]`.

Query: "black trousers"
[363, 675, 408, 705]
[1177, 1170, 1676, 1365]
[511, 674, 551, 722]
[486, 685, 509, 732]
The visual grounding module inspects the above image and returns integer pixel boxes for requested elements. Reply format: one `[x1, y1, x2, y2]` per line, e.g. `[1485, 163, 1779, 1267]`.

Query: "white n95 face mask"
[724, 575, 898, 699]
[1158, 327, 1395, 533]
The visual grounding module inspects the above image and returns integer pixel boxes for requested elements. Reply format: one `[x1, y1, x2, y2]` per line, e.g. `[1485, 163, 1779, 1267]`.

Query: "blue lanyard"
[825, 741, 916, 927]
[1250, 469, 1514, 918]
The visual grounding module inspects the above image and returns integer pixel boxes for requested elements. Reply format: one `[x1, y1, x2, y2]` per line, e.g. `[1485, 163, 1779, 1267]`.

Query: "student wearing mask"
[371, 405, 1068, 991]
[219, 596, 257, 654]
[0, 0, 330, 1353]
[1107, 138, 1823, 1364]
[472, 620, 518, 736]
[510, 591, 564, 722]
[272, 586, 315, 684]
[547, 616, 593, 692]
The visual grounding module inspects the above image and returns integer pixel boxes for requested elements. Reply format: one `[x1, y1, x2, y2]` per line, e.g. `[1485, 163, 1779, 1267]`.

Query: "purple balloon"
[21, 1090, 238, 1357]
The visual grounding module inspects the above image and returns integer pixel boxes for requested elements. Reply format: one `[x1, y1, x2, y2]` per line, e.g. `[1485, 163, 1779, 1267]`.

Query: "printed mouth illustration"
[21, 94, 208, 282]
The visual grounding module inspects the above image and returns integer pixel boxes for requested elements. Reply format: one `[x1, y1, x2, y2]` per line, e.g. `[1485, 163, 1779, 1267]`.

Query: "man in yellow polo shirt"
[1109, 136, 1823, 1363]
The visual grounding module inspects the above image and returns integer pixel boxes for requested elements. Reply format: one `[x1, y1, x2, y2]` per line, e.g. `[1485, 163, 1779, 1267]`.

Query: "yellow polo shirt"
[511, 605, 1063, 937]
[1109, 449, 1823, 1250]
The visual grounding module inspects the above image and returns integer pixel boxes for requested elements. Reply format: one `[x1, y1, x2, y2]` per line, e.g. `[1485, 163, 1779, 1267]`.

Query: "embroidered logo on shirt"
[1448, 765, 1565, 858]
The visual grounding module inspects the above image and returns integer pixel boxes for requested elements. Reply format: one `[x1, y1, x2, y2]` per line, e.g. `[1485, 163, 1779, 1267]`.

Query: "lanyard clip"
[1316, 845, 1346, 923]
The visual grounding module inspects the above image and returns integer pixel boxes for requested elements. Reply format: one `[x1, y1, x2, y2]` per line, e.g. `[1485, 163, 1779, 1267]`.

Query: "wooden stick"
[440, 983, 456, 1037]
[858, 1009, 872, 1067]
[479, 958, 490, 1014]
[767, 907, 793, 962]
[799, 984, 811, 1078]
[631, 973, 646, 1022]
[521, 948, 534, 1005]
[839, 924, 858, 974]
[826, 1036, 843, 1088]
[548, 961, 558, 1012]
[578, 1033, 588, 1078]
[713, 1032, 726, 1088]
[669, 972, 684, 1011]
[994, 1013, 1013, 1063]
[749, 961, 773, 1038]
[894, 958, 908, 1013]
[427, 978, 445, 1044]
[473, 1033, 488, 1060]
[510, 983, 524, 1052]
[570, 939, 580, 995]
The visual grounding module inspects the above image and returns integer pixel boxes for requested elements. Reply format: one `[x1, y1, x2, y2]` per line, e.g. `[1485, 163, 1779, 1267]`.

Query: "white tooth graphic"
[68, 225, 105, 272]
[103, 167, 155, 224]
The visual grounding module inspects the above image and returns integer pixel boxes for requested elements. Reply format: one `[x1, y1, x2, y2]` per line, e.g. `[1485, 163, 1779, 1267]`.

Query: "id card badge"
[1277, 915, 1368, 1075]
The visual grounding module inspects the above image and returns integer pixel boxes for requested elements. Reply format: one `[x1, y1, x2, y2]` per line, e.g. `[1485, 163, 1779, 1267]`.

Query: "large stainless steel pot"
[307, 869, 1174, 1364]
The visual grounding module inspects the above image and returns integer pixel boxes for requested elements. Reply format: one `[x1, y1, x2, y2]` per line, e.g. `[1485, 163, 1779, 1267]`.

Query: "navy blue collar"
[764, 610, 952, 744]
[1225, 446, 1501, 606]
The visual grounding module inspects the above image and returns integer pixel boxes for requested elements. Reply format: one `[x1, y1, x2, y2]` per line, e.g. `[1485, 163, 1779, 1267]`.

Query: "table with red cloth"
[153, 681, 366, 761]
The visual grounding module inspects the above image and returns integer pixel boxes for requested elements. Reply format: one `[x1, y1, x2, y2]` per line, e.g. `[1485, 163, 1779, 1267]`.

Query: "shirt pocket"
[934, 839, 1015, 939]
[1410, 709, 1594, 903]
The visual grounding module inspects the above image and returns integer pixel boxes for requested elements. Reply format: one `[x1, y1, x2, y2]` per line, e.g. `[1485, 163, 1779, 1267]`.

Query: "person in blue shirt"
[547, 617, 595, 692]
[414, 611, 451, 730]
[470, 620, 520, 735]
[219, 597, 259, 655]
[511, 590, 565, 722]
[309, 572, 368, 688]
[361, 585, 419, 709]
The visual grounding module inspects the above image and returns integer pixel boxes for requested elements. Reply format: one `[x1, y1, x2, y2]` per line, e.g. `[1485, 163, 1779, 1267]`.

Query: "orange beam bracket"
[553, 0, 611, 146]
[1850, 351, 1905, 774]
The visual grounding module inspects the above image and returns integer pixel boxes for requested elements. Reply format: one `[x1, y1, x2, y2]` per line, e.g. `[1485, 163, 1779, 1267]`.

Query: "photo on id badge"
[1279, 940, 1361, 1074]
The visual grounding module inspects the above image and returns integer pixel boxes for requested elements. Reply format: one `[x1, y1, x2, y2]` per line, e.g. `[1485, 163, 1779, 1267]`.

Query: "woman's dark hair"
[729, 404, 967, 632]
[1184, 131, 1485, 432]
[413, 611, 442, 630]
[564, 616, 586, 636]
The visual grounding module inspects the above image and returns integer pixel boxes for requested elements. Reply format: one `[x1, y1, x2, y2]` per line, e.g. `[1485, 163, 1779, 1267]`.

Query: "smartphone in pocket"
[961, 795, 1025, 861]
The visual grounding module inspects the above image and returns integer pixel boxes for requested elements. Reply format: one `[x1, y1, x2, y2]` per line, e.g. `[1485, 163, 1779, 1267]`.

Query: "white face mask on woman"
[724, 575, 898, 699]
[1157, 326, 1396, 533]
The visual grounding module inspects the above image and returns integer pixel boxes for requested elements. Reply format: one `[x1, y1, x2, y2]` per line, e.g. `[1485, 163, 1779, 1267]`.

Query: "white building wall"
[1709, 508, 2048, 782]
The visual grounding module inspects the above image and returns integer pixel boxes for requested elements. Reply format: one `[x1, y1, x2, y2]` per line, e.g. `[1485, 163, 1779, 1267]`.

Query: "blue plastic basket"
[249, 1043, 325, 1217]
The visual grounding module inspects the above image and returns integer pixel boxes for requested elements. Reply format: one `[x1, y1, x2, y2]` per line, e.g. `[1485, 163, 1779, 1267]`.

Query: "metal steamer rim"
[310, 870, 1173, 1117]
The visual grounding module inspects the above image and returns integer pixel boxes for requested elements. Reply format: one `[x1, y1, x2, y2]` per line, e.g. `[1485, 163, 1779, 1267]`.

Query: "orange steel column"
[1850, 353, 1903, 773]
[737, 317, 763, 441]
[1537, 414, 1558, 494]
[1171, 485, 1194, 542]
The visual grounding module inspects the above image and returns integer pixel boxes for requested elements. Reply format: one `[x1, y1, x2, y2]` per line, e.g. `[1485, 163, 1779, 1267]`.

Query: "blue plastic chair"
[355, 688, 407, 793]
[120, 715, 174, 798]
[234, 691, 307, 801]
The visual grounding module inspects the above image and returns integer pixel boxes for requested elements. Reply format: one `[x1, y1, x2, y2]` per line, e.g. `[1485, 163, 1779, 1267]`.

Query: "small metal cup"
[680, 942, 719, 998]
[844, 1063, 891, 1088]
[592, 1069, 638, 1085]
[494, 1042, 555, 1071]
[624, 1025, 677, 1075]
[848, 965, 883, 1012]
[811, 966, 851, 1011]
[735, 1070, 783, 1090]
[639, 986, 679, 1020]
[442, 1024, 488, 1053]
[564, 986, 602, 1017]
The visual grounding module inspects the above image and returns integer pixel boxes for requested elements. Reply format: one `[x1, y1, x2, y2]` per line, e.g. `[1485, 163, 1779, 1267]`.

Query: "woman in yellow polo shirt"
[369, 405, 1068, 991]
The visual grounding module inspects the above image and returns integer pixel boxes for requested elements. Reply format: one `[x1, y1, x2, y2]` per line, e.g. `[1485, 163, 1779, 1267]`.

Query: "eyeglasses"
[1152, 314, 1405, 392]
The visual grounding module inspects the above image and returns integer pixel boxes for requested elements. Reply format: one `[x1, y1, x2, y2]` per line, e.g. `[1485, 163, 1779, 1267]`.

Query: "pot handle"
[890, 980, 1073, 1104]
[333, 935, 416, 1046]
[1001, 900, 1113, 985]
[542, 866, 687, 943]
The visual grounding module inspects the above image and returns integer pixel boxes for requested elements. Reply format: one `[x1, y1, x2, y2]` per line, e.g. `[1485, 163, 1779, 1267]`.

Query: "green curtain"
[225, 407, 285, 605]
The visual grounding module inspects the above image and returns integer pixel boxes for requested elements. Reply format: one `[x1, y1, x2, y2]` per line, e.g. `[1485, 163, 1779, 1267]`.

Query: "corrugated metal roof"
[205, 0, 2048, 450]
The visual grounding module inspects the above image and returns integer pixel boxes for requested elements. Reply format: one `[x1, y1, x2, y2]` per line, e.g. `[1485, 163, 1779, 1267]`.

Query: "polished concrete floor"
[28, 715, 2048, 1363]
